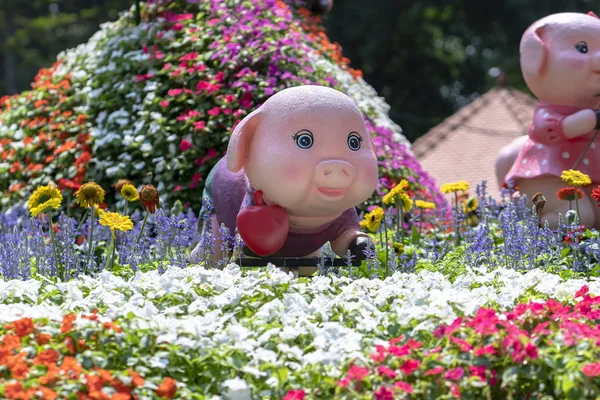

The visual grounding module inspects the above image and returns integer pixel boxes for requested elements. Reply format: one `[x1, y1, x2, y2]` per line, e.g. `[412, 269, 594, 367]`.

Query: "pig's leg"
[518, 176, 595, 228]
[331, 229, 373, 259]
[189, 215, 225, 266]
[495, 135, 528, 187]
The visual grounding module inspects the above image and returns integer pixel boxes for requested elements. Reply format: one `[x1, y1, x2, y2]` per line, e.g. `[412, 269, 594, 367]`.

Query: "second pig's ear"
[520, 24, 548, 77]
[226, 108, 262, 173]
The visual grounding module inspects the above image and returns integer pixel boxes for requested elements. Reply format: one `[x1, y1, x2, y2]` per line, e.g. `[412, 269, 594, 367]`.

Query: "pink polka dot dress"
[505, 103, 600, 184]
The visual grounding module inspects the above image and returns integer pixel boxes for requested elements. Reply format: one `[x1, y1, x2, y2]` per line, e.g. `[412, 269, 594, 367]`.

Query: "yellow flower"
[28, 185, 63, 217]
[93, 204, 105, 217]
[382, 179, 410, 206]
[398, 193, 413, 212]
[440, 181, 469, 194]
[561, 169, 591, 187]
[415, 200, 436, 209]
[463, 197, 479, 213]
[362, 207, 384, 233]
[392, 242, 404, 254]
[120, 184, 139, 202]
[75, 182, 105, 208]
[98, 211, 134, 233]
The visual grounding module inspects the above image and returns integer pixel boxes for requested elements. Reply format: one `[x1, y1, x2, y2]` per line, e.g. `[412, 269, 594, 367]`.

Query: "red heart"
[236, 203, 289, 256]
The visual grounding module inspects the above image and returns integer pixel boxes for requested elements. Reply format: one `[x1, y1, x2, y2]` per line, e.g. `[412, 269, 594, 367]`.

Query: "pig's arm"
[531, 107, 598, 143]
[330, 208, 375, 259]
[331, 229, 373, 260]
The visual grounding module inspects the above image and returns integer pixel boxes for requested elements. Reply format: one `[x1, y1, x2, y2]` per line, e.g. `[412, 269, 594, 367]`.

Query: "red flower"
[282, 389, 305, 400]
[582, 362, 600, 377]
[399, 359, 420, 375]
[424, 366, 444, 376]
[592, 185, 600, 206]
[374, 386, 394, 400]
[474, 344, 496, 356]
[556, 186, 584, 201]
[575, 285, 589, 298]
[393, 381, 413, 393]
[179, 139, 192, 152]
[377, 365, 397, 378]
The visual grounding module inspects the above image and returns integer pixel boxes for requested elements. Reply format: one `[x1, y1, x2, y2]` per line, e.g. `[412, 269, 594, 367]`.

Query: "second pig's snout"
[314, 160, 356, 189]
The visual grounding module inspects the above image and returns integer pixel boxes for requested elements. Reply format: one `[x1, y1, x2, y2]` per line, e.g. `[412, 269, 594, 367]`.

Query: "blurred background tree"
[1, 0, 600, 141]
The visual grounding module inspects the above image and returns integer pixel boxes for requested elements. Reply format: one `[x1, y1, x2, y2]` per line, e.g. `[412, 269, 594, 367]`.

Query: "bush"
[0, 0, 445, 214]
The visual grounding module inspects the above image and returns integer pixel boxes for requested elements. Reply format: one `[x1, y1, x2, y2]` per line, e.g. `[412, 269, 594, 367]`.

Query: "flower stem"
[575, 192, 580, 222]
[454, 193, 460, 248]
[398, 204, 405, 244]
[135, 211, 149, 248]
[106, 232, 116, 271]
[86, 206, 95, 274]
[48, 215, 63, 281]
[383, 210, 389, 277]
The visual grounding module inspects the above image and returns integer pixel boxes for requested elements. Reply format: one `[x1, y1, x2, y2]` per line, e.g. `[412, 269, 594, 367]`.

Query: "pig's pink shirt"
[504, 103, 600, 184]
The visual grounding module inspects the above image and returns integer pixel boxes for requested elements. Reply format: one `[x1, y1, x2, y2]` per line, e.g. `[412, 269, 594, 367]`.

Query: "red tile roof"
[411, 86, 537, 199]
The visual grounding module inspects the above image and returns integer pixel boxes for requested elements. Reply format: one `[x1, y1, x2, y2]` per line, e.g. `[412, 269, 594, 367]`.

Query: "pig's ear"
[520, 24, 547, 76]
[226, 108, 262, 172]
[588, 11, 599, 19]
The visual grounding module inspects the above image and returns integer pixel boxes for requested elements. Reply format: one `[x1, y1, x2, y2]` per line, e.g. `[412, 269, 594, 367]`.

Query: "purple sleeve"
[331, 207, 362, 240]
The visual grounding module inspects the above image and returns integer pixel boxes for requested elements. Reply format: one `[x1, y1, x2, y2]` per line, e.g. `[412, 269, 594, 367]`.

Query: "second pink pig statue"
[496, 11, 600, 228]
[190, 85, 379, 263]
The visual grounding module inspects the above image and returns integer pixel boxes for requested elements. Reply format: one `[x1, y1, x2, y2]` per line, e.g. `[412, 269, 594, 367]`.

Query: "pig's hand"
[331, 229, 374, 260]
[562, 109, 598, 139]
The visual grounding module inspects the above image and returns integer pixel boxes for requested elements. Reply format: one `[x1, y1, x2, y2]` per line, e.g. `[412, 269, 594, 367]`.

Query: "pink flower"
[450, 336, 473, 352]
[159, 101, 170, 108]
[193, 120, 206, 131]
[215, 71, 225, 82]
[347, 364, 369, 381]
[525, 342, 538, 359]
[179, 52, 199, 61]
[582, 362, 600, 377]
[425, 346, 442, 356]
[450, 383, 461, 398]
[207, 107, 220, 116]
[168, 88, 183, 96]
[234, 109, 245, 117]
[393, 381, 413, 393]
[444, 367, 465, 381]
[225, 94, 235, 103]
[377, 366, 396, 379]
[163, 63, 172, 70]
[223, 108, 232, 115]
[240, 92, 253, 108]
[399, 359, 420, 375]
[469, 366, 486, 381]
[155, 50, 165, 60]
[336, 378, 350, 388]
[179, 139, 192, 152]
[468, 308, 499, 335]
[474, 345, 496, 356]
[136, 73, 154, 82]
[173, 185, 183, 192]
[532, 321, 552, 336]
[172, 22, 184, 31]
[282, 389, 305, 400]
[424, 366, 444, 376]
[189, 172, 202, 189]
[388, 344, 410, 357]
[406, 339, 422, 349]
[374, 387, 394, 400]
[575, 285, 589, 298]
[370, 345, 387, 363]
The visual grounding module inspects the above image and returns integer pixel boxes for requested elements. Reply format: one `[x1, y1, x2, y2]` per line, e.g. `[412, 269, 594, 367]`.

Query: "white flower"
[222, 377, 251, 400]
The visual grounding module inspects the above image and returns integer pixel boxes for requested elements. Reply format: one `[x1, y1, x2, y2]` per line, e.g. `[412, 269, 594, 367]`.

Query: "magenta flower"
[424, 366, 444, 376]
[282, 389, 305, 400]
[377, 365, 397, 379]
[179, 139, 192, 152]
[374, 386, 394, 400]
[347, 364, 369, 381]
[393, 381, 413, 393]
[399, 359, 420, 375]
[582, 362, 600, 377]
[444, 367, 465, 381]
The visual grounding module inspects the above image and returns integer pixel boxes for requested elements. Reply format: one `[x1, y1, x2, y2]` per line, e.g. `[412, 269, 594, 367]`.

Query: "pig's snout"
[314, 160, 356, 188]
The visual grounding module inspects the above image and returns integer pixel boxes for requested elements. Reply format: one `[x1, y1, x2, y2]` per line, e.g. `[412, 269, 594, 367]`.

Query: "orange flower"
[130, 370, 145, 387]
[8, 356, 30, 380]
[76, 114, 88, 125]
[111, 394, 132, 400]
[156, 377, 177, 399]
[33, 349, 60, 367]
[39, 364, 59, 385]
[61, 314, 77, 333]
[4, 381, 26, 399]
[89, 392, 110, 400]
[35, 333, 51, 345]
[6, 318, 35, 338]
[60, 356, 82, 379]
[556, 187, 584, 201]
[3, 334, 22, 351]
[86, 374, 105, 393]
[64, 337, 76, 354]
[139, 185, 160, 213]
[27, 386, 58, 400]
[103, 321, 123, 333]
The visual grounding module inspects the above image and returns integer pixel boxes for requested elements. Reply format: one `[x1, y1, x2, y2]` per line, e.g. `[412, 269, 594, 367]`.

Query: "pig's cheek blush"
[284, 164, 302, 181]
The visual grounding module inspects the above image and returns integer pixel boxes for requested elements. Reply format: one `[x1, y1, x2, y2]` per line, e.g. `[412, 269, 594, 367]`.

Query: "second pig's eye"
[292, 130, 314, 149]
[347, 132, 363, 151]
[575, 41, 588, 54]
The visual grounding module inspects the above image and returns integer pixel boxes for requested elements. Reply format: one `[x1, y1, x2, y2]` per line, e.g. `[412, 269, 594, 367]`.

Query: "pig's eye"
[575, 41, 588, 54]
[292, 130, 313, 149]
[347, 132, 363, 151]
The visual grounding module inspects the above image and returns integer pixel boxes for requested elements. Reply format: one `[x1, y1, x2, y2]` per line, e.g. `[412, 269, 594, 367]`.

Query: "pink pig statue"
[190, 85, 379, 264]
[496, 11, 600, 228]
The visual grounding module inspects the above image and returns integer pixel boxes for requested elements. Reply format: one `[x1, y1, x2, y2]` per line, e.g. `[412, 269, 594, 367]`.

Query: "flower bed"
[0, 0, 445, 213]
[1, 264, 599, 398]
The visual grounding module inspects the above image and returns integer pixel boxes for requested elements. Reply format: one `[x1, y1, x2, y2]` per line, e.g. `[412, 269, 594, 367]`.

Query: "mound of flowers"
[0, 0, 445, 213]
